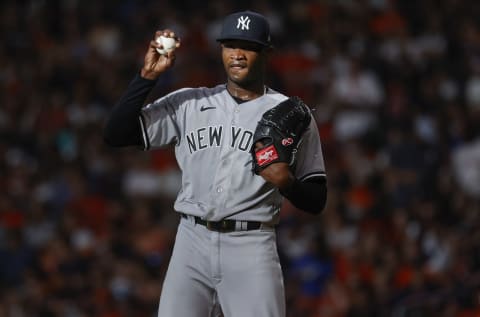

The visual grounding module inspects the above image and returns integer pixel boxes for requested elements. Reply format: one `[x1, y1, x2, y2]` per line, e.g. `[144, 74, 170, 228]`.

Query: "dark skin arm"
[255, 143, 327, 214]
[259, 162, 294, 190]
[260, 162, 327, 214]
[253, 142, 293, 189]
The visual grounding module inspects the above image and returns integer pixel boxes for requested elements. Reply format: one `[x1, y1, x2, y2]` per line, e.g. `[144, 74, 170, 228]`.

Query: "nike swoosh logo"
[200, 106, 216, 112]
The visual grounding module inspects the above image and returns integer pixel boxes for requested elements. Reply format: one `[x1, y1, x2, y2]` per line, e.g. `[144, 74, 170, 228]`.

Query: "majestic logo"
[281, 138, 293, 146]
[237, 16, 251, 30]
[200, 105, 216, 112]
[256, 145, 279, 166]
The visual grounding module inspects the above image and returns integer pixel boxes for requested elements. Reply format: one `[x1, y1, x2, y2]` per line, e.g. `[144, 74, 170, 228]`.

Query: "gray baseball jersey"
[139, 84, 326, 223]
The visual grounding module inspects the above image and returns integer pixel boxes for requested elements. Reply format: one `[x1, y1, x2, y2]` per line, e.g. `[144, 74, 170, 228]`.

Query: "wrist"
[140, 68, 160, 80]
[278, 173, 295, 191]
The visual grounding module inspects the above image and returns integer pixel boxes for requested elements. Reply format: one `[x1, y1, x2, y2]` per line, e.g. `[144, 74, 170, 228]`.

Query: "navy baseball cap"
[216, 11, 272, 47]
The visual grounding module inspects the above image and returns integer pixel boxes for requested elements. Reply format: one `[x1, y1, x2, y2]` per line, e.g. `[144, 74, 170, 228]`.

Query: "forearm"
[280, 177, 327, 214]
[103, 73, 157, 147]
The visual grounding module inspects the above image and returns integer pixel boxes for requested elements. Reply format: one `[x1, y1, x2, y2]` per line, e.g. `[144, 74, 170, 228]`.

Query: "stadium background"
[1, 0, 480, 316]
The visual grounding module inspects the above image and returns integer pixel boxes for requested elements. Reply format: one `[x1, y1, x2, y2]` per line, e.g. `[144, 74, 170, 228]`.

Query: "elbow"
[103, 132, 129, 148]
[102, 122, 124, 147]
[304, 197, 327, 215]
[102, 125, 117, 147]
[313, 195, 327, 215]
[283, 178, 328, 215]
[102, 124, 143, 148]
[301, 186, 327, 215]
[317, 187, 328, 214]
[103, 134, 118, 147]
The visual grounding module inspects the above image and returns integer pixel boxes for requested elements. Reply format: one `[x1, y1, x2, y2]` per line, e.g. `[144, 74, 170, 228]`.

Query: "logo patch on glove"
[281, 138, 293, 146]
[255, 145, 279, 167]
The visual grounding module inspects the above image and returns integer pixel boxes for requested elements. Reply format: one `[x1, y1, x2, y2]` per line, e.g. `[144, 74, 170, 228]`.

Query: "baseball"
[156, 36, 176, 55]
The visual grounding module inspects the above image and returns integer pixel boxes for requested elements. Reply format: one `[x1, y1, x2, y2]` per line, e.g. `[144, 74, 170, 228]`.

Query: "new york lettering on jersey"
[185, 125, 254, 154]
[140, 85, 298, 222]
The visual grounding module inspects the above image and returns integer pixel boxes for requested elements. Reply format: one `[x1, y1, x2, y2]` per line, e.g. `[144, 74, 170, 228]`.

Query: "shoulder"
[147, 85, 226, 108]
[264, 87, 289, 105]
[156, 85, 228, 105]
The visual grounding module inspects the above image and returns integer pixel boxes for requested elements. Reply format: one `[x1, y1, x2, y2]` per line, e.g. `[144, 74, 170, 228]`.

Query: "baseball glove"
[250, 96, 311, 174]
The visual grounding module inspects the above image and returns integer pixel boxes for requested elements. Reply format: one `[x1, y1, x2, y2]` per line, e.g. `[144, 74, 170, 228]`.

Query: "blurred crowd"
[1, 0, 480, 316]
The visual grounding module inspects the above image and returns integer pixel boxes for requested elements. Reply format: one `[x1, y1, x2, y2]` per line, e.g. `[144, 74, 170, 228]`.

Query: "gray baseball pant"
[157, 216, 286, 317]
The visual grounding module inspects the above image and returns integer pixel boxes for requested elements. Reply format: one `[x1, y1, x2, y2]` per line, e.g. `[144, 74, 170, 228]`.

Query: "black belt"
[181, 213, 262, 232]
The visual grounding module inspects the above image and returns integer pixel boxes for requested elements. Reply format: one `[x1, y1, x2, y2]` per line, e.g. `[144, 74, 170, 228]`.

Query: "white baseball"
[156, 36, 176, 55]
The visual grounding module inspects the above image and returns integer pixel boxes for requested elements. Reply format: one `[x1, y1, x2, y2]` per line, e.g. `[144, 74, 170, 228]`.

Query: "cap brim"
[216, 37, 273, 48]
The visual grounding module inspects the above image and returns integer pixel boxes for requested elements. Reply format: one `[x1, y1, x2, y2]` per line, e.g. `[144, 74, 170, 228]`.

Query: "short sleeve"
[139, 94, 182, 150]
[294, 116, 327, 181]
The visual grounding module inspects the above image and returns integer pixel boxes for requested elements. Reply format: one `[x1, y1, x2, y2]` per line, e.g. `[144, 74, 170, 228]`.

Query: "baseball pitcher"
[104, 10, 327, 317]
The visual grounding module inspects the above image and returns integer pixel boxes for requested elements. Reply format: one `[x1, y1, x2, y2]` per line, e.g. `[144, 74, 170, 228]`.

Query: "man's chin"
[229, 72, 247, 82]
[229, 74, 253, 86]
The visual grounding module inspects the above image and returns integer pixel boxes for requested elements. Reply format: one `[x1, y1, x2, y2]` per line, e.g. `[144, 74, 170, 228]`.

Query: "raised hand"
[141, 29, 181, 80]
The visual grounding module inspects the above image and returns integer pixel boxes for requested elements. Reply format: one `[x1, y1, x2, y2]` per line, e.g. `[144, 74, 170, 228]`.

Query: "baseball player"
[104, 10, 327, 317]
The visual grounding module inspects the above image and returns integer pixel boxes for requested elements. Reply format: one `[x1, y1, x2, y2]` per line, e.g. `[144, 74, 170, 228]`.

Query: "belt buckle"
[206, 221, 213, 230]
[205, 220, 232, 232]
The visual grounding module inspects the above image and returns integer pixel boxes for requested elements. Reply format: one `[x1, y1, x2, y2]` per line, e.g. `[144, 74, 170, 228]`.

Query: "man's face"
[221, 40, 267, 86]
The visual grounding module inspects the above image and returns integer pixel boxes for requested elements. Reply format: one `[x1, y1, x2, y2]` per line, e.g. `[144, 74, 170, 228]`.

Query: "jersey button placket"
[210, 111, 231, 208]
[211, 103, 238, 210]
[232, 106, 240, 124]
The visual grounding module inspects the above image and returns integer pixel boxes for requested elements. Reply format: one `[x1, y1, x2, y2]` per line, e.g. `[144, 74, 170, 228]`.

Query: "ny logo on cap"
[237, 16, 251, 30]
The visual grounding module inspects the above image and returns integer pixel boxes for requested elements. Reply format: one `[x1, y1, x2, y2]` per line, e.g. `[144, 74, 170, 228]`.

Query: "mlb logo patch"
[255, 145, 279, 167]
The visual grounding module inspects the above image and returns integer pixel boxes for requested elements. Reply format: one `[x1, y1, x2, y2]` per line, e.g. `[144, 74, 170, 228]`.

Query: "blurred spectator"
[330, 58, 384, 141]
[452, 138, 480, 198]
